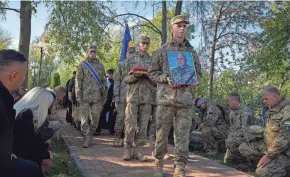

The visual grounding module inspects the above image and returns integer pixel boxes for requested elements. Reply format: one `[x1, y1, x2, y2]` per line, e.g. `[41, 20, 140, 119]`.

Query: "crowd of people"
[1, 14, 290, 177]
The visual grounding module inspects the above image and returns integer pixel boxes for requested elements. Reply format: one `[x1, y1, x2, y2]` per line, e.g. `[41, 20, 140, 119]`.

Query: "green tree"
[51, 72, 60, 88]
[0, 27, 12, 49]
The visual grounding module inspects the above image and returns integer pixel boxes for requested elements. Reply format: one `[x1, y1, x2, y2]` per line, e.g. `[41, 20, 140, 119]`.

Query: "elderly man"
[149, 15, 201, 177]
[75, 45, 107, 148]
[170, 53, 196, 85]
[255, 86, 290, 177]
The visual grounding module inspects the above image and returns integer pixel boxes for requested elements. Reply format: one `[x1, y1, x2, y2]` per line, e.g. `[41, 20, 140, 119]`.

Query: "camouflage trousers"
[153, 105, 192, 164]
[148, 105, 157, 142]
[79, 102, 102, 136]
[255, 155, 290, 177]
[238, 140, 265, 162]
[224, 132, 244, 163]
[201, 125, 228, 152]
[114, 102, 126, 138]
[124, 103, 152, 146]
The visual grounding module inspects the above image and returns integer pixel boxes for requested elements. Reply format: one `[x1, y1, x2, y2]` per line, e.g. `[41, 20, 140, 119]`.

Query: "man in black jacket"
[0, 49, 42, 177]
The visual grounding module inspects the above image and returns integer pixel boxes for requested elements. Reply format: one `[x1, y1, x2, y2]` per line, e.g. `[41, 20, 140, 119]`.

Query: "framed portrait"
[167, 51, 198, 85]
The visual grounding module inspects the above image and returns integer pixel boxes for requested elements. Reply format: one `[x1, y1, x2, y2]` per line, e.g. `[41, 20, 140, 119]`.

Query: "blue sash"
[82, 61, 103, 88]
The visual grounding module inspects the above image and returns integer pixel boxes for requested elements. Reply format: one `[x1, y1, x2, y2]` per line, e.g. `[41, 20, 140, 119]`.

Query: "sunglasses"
[196, 103, 205, 109]
[89, 50, 96, 53]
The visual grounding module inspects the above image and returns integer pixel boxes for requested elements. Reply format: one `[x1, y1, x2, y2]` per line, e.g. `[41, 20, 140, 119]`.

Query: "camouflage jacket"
[148, 38, 201, 107]
[75, 58, 107, 103]
[229, 104, 249, 134]
[264, 99, 290, 159]
[200, 101, 228, 128]
[171, 64, 196, 85]
[123, 51, 154, 104]
[113, 61, 127, 103]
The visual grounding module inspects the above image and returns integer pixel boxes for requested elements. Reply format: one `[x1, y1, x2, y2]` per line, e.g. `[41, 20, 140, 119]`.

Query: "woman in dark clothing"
[13, 87, 56, 173]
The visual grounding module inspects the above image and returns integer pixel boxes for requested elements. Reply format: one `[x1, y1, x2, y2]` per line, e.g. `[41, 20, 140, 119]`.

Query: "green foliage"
[51, 72, 61, 88]
[0, 27, 12, 49]
[44, 1, 116, 64]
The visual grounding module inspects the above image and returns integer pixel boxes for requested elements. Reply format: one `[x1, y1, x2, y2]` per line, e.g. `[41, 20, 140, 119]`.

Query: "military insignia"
[282, 120, 290, 131]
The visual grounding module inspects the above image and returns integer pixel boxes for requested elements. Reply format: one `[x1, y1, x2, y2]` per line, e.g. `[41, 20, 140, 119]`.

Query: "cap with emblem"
[138, 36, 150, 43]
[127, 46, 136, 53]
[170, 15, 189, 26]
[88, 44, 97, 52]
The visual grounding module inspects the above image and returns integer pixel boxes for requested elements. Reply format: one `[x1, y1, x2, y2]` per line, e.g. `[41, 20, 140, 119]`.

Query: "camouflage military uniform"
[224, 104, 249, 163]
[123, 49, 154, 151]
[200, 101, 228, 154]
[238, 125, 265, 162]
[113, 61, 127, 139]
[149, 38, 201, 167]
[171, 64, 196, 84]
[148, 85, 157, 145]
[255, 99, 290, 177]
[75, 57, 107, 137]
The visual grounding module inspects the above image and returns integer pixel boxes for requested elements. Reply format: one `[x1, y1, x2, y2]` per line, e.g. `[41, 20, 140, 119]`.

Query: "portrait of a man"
[167, 51, 197, 85]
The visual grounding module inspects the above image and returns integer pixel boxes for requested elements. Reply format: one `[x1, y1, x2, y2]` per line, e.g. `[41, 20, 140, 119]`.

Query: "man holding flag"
[113, 23, 135, 147]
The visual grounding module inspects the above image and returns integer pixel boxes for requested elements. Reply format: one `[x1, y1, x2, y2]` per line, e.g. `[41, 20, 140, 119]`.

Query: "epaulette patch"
[282, 120, 290, 131]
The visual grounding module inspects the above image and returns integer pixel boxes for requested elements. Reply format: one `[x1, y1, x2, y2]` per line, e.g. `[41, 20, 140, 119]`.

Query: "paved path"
[58, 109, 251, 177]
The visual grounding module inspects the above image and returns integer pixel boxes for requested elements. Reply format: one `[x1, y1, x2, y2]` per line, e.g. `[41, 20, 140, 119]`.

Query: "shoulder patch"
[283, 120, 290, 131]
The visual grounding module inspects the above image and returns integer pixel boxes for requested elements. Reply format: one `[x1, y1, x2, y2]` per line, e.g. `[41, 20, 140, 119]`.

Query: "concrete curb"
[62, 136, 90, 177]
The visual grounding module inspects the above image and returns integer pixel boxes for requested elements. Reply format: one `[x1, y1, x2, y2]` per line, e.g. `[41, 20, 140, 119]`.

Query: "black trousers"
[96, 104, 116, 134]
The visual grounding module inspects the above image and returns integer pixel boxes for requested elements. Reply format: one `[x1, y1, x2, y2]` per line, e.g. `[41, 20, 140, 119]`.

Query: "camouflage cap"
[138, 36, 150, 43]
[170, 15, 189, 26]
[88, 44, 97, 51]
[248, 125, 264, 135]
[127, 46, 136, 53]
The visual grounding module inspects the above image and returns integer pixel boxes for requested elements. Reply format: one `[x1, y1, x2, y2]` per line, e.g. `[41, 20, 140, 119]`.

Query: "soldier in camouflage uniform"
[149, 15, 201, 177]
[194, 98, 228, 156]
[75, 45, 107, 148]
[255, 87, 290, 177]
[224, 92, 250, 164]
[170, 53, 196, 85]
[148, 84, 157, 147]
[123, 36, 154, 162]
[113, 46, 136, 147]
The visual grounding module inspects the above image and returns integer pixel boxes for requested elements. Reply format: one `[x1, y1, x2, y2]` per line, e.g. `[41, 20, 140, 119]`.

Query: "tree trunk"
[209, 9, 222, 99]
[161, 0, 167, 45]
[18, 1, 32, 89]
[175, 0, 183, 16]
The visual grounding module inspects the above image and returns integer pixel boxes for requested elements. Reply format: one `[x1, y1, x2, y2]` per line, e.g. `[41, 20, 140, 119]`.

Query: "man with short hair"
[113, 46, 136, 147]
[149, 15, 201, 177]
[194, 98, 228, 156]
[0, 49, 42, 177]
[123, 36, 154, 162]
[75, 45, 107, 148]
[224, 92, 250, 164]
[255, 86, 290, 177]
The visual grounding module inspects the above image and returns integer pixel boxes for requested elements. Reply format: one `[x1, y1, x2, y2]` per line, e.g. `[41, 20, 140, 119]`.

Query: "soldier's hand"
[134, 73, 144, 77]
[167, 77, 174, 87]
[189, 82, 199, 88]
[200, 123, 204, 129]
[257, 155, 271, 167]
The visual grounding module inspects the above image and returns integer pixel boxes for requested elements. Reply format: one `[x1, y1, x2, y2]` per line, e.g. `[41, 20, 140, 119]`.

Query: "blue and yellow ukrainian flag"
[119, 23, 133, 62]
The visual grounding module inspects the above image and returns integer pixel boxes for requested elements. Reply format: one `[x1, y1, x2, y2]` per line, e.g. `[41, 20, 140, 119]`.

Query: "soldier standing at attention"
[75, 45, 107, 148]
[194, 98, 228, 156]
[224, 92, 249, 164]
[113, 46, 136, 147]
[149, 15, 201, 177]
[255, 86, 290, 177]
[122, 36, 154, 162]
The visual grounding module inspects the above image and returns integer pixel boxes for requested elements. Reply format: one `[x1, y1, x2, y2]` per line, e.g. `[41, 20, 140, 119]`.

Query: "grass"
[46, 137, 83, 177]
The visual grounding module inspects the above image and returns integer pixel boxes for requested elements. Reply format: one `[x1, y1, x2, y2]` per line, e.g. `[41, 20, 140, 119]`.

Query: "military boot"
[133, 146, 147, 162]
[164, 153, 174, 160]
[82, 135, 91, 148]
[174, 163, 186, 177]
[154, 159, 164, 177]
[113, 137, 120, 147]
[123, 144, 132, 161]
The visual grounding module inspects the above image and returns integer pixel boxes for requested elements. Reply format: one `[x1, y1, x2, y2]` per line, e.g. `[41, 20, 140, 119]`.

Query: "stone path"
[58, 109, 252, 177]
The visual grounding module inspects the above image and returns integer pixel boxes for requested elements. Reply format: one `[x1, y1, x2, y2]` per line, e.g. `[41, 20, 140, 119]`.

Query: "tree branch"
[113, 13, 162, 35]
[1, 7, 20, 13]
